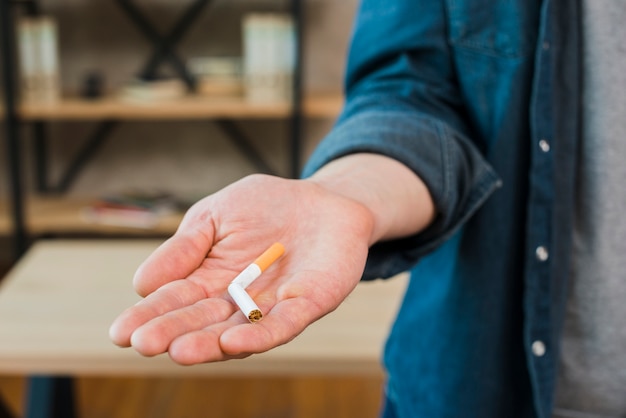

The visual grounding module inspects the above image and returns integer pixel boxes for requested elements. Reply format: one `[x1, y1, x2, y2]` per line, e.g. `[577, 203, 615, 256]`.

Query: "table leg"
[25, 377, 76, 418]
[0, 396, 15, 418]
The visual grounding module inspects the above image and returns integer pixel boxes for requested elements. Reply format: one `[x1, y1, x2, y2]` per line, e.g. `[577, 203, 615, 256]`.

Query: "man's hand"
[109, 153, 435, 365]
[109, 173, 375, 365]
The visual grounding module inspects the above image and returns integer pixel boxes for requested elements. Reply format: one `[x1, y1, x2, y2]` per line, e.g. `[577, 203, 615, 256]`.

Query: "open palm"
[109, 174, 374, 365]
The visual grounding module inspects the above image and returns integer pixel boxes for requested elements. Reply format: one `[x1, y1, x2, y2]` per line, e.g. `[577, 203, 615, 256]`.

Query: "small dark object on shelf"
[81, 71, 105, 100]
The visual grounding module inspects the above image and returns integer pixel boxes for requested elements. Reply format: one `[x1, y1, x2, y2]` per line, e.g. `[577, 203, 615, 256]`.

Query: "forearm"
[308, 153, 436, 246]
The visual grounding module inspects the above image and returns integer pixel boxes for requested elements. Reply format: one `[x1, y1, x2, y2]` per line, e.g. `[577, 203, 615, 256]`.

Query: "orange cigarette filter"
[253, 242, 285, 272]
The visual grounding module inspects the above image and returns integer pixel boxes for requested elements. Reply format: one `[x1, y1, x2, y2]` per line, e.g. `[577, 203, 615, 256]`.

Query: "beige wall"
[1, 0, 359, 198]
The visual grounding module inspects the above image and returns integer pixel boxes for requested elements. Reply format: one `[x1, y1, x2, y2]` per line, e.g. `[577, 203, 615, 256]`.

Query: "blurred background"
[0, 1, 392, 417]
[0, 0, 357, 263]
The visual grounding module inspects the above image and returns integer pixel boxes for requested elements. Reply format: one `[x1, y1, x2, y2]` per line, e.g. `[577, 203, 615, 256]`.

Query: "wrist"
[307, 153, 435, 245]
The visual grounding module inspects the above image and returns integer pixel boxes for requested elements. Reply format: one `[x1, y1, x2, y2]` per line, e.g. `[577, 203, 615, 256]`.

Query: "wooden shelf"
[0, 203, 10, 236]
[303, 92, 344, 118]
[1, 92, 343, 121]
[0, 93, 343, 238]
[0, 197, 183, 237]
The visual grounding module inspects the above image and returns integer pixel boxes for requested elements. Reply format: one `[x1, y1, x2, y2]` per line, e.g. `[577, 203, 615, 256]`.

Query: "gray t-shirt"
[553, 1, 626, 417]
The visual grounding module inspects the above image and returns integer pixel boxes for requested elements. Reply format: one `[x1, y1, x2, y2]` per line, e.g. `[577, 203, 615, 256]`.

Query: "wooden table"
[0, 240, 407, 417]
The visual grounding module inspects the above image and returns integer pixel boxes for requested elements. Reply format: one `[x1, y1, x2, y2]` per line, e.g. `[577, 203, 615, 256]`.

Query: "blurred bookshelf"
[0, 92, 342, 120]
[1, 1, 347, 252]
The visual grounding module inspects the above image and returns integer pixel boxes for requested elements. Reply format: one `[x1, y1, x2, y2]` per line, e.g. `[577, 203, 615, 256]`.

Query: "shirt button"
[539, 139, 550, 152]
[535, 246, 549, 262]
[532, 340, 546, 357]
[542, 41, 550, 50]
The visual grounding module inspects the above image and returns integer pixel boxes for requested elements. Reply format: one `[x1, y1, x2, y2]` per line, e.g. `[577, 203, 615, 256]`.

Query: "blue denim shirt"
[303, 0, 581, 417]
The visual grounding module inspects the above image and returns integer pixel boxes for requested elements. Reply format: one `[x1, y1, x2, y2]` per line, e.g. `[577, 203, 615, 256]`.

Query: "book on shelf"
[16, 16, 61, 103]
[81, 191, 186, 229]
[189, 56, 244, 98]
[242, 13, 295, 103]
[118, 77, 187, 103]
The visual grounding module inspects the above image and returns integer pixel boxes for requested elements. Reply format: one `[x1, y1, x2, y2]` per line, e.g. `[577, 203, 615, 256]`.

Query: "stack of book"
[17, 16, 61, 103]
[189, 56, 243, 98]
[242, 13, 295, 103]
[118, 77, 187, 103]
[81, 191, 184, 229]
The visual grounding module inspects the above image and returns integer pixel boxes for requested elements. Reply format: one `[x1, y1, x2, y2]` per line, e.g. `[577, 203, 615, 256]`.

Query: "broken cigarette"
[227, 242, 285, 323]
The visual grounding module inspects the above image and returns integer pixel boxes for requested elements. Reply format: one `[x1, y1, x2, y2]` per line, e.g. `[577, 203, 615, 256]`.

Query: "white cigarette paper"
[228, 283, 263, 323]
[227, 242, 285, 323]
[231, 264, 262, 288]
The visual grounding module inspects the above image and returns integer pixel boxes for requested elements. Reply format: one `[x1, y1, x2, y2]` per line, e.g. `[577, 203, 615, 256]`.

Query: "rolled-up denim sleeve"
[302, 0, 501, 280]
